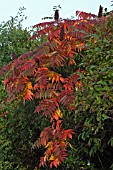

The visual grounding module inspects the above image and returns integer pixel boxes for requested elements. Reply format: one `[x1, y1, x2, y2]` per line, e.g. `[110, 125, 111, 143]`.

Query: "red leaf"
[4, 78, 9, 87]
[50, 159, 59, 168]
[67, 133, 72, 139]
[53, 98, 59, 107]
[33, 84, 38, 90]
[56, 120, 62, 131]
[41, 137, 47, 146]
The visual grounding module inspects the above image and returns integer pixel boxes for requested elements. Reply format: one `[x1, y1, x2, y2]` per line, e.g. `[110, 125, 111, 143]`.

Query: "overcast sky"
[0, 0, 112, 28]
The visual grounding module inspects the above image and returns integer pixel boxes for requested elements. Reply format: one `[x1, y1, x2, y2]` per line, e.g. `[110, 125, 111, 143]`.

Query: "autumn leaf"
[50, 112, 59, 122]
[24, 89, 34, 100]
[45, 142, 53, 149]
[50, 158, 60, 168]
[56, 108, 63, 118]
[41, 137, 47, 146]
[4, 78, 9, 87]
[49, 154, 55, 161]
[33, 83, 38, 90]
[48, 71, 62, 83]
[62, 129, 75, 140]
[56, 120, 62, 131]
[26, 82, 32, 90]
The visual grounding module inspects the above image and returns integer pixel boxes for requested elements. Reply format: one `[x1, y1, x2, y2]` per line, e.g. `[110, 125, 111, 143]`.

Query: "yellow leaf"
[66, 142, 73, 149]
[49, 154, 55, 161]
[45, 142, 52, 149]
[26, 82, 32, 90]
[56, 108, 63, 118]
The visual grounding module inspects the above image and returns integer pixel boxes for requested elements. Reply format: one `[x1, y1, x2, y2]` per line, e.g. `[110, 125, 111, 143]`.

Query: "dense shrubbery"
[0, 8, 46, 170]
[65, 16, 113, 169]
[0, 5, 113, 170]
[61, 14, 113, 170]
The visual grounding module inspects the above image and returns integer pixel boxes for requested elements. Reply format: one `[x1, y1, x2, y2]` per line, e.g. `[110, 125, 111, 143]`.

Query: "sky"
[0, 0, 112, 28]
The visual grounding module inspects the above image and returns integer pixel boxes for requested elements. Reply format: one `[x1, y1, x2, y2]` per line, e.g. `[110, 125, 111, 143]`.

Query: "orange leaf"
[33, 83, 38, 90]
[68, 59, 76, 67]
[51, 112, 59, 122]
[52, 90, 59, 97]
[53, 38, 61, 45]
[60, 77, 64, 83]
[24, 89, 34, 100]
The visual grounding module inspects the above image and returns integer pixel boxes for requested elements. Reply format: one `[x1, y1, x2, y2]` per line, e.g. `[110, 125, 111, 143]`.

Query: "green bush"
[0, 7, 47, 170]
[0, 100, 50, 170]
[63, 14, 113, 169]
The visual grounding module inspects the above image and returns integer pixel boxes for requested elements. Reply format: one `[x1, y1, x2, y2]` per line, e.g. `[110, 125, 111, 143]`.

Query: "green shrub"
[64, 14, 113, 169]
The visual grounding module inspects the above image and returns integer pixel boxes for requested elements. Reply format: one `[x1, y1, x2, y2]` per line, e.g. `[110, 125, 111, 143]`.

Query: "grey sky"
[0, 0, 112, 28]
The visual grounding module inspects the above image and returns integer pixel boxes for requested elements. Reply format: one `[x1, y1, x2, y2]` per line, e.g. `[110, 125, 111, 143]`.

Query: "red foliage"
[33, 120, 74, 168]
[0, 10, 108, 168]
